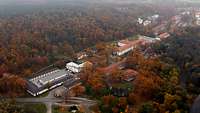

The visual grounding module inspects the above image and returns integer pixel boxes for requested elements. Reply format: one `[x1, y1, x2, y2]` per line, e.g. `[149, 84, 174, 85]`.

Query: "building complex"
[114, 35, 159, 56]
[26, 68, 74, 96]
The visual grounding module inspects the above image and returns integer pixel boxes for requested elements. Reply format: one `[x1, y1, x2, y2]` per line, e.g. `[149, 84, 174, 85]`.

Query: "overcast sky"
[0, 0, 197, 6]
[0, 0, 160, 5]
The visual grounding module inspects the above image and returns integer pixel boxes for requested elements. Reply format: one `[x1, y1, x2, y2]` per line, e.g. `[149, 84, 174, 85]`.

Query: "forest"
[0, 2, 199, 113]
[0, 5, 157, 96]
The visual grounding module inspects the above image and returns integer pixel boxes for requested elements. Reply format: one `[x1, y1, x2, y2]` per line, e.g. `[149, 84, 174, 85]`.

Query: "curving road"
[16, 86, 96, 113]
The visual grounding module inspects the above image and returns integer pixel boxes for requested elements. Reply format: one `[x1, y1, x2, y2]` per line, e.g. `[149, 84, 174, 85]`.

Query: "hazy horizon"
[0, 0, 192, 6]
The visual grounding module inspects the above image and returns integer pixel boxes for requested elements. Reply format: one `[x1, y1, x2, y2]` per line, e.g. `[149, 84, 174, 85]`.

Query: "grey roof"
[30, 69, 71, 88]
[73, 60, 84, 65]
[26, 69, 74, 94]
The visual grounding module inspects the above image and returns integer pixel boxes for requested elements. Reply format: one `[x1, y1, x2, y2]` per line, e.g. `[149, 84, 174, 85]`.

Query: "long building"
[114, 35, 159, 56]
[26, 68, 74, 96]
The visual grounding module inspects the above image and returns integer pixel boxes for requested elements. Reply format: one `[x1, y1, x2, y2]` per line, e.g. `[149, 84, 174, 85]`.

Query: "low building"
[114, 35, 158, 56]
[138, 35, 159, 45]
[158, 32, 170, 40]
[117, 39, 132, 47]
[112, 87, 129, 97]
[116, 44, 134, 56]
[26, 68, 73, 96]
[143, 20, 152, 26]
[122, 69, 138, 82]
[66, 61, 92, 73]
[76, 52, 87, 60]
[114, 39, 143, 56]
[195, 12, 200, 25]
[137, 18, 144, 24]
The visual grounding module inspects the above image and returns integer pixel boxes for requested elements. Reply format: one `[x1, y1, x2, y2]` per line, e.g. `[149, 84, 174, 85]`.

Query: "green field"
[22, 103, 47, 113]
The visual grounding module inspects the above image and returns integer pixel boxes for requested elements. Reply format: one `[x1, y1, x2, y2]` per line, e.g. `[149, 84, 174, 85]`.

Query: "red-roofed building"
[97, 59, 126, 74]
[122, 69, 138, 82]
[114, 39, 145, 56]
[116, 44, 134, 56]
[117, 39, 132, 47]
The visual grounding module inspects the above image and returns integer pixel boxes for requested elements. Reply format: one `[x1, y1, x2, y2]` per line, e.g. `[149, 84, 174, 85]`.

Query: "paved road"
[16, 97, 63, 103]
[67, 97, 97, 113]
[16, 85, 96, 113]
[191, 95, 200, 113]
[16, 86, 65, 113]
[45, 103, 52, 113]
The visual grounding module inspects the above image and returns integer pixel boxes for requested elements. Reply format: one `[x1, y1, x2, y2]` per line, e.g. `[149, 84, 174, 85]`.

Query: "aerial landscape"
[0, 0, 199, 113]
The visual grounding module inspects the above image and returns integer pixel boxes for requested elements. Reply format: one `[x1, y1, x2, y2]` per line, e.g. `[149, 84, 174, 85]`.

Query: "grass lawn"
[22, 103, 47, 113]
[112, 82, 133, 90]
[52, 105, 70, 113]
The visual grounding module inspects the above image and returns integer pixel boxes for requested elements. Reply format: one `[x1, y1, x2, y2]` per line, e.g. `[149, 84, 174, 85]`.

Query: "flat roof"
[27, 69, 75, 94]
[30, 69, 72, 88]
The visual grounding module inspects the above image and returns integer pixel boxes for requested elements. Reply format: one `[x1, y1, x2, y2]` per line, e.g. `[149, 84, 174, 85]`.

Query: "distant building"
[66, 61, 92, 73]
[151, 14, 159, 20]
[111, 87, 129, 97]
[122, 69, 138, 82]
[117, 39, 132, 47]
[138, 35, 159, 45]
[115, 39, 142, 56]
[76, 52, 87, 60]
[26, 68, 73, 96]
[143, 20, 152, 26]
[116, 44, 134, 56]
[137, 18, 144, 24]
[114, 36, 158, 56]
[158, 32, 170, 40]
[137, 14, 159, 26]
[195, 12, 200, 25]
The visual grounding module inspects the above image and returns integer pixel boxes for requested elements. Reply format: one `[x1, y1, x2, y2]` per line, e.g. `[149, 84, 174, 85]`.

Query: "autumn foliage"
[0, 73, 26, 97]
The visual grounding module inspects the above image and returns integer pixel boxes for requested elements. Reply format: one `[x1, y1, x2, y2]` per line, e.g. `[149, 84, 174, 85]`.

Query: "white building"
[158, 32, 170, 40]
[143, 20, 152, 26]
[137, 18, 144, 24]
[66, 61, 86, 73]
[116, 44, 134, 56]
[195, 12, 200, 25]
[138, 35, 159, 45]
[152, 14, 159, 19]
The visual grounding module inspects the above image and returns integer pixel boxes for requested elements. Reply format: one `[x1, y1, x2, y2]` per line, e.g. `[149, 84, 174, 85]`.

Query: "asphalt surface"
[191, 95, 200, 113]
[16, 81, 96, 113]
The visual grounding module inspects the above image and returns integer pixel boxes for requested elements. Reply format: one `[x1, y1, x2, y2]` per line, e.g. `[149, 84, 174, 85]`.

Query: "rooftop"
[27, 69, 74, 95]
[118, 39, 132, 45]
[30, 69, 71, 88]
[116, 39, 143, 52]
[122, 69, 138, 82]
[158, 32, 170, 39]
[73, 60, 85, 65]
